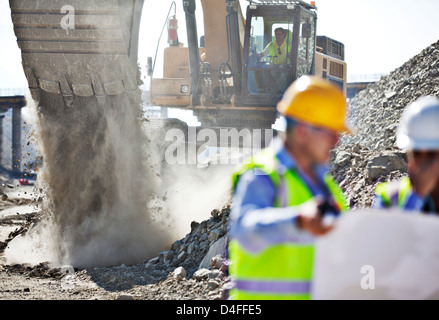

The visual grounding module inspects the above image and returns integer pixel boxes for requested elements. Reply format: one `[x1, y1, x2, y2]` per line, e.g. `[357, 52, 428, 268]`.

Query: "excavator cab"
[151, 0, 321, 128]
[239, 0, 317, 108]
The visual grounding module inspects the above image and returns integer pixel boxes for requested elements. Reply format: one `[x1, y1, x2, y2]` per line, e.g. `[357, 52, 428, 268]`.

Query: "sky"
[1, 0, 439, 123]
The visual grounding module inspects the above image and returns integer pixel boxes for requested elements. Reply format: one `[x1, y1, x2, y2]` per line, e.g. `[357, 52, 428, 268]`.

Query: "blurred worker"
[228, 76, 351, 300]
[258, 27, 291, 65]
[374, 96, 439, 213]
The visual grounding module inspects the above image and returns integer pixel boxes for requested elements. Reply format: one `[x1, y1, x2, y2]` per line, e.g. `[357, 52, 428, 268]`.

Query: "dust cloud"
[154, 163, 233, 239]
[142, 120, 234, 239]
[6, 91, 174, 268]
[5, 90, 234, 268]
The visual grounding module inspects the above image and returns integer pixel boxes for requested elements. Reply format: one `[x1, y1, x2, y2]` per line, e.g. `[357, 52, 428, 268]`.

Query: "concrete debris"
[83, 206, 232, 300]
[143, 206, 230, 273]
[192, 268, 211, 281]
[172, 266, 187, 280]
[199, 237, 228, 270]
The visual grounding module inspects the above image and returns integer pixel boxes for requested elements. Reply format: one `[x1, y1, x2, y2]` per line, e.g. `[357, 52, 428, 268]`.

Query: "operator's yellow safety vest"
[229, 148, 349, 300]
[267, 31, 293, 65]
[375, 176, 413, 208]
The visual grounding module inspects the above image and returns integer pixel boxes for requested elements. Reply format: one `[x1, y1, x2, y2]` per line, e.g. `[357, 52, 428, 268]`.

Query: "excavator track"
[9, 0, 144, 108]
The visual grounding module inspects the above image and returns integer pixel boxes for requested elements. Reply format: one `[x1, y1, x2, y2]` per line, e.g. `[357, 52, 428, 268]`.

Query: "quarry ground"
[0, 178, 230, 301]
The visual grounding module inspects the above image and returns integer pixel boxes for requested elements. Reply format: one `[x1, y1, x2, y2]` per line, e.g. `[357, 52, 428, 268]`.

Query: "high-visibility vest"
[375, 176, 413, 209]
[266, 31, 293, 65]
[229, 149, 349, 300]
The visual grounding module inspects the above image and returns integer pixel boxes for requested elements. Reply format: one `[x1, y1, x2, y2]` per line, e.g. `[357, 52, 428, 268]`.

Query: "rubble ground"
[0, 179, 232, 300]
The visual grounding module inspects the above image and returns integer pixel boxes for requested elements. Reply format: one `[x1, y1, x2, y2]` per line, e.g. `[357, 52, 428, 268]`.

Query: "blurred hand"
[295, 197, 335, 236]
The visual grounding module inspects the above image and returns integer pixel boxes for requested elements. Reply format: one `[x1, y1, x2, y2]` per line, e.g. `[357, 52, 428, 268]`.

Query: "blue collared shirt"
[229, 137, 333, 253]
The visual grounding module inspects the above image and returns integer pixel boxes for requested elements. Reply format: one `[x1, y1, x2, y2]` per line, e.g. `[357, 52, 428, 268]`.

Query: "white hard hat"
[396, 96, 439, 151]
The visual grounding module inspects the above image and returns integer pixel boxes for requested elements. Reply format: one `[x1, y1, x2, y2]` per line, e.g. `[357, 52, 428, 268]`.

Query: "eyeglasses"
[412, 150, 439, 158]
[307, 124, 340, 141]
[411, 150, 439, 162]
[278, 47, 282, 55]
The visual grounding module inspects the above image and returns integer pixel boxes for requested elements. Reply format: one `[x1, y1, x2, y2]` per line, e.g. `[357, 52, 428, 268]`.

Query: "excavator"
[8, 3, 439, 298]
[149, 0, 347, 129]
[8, 0, 345, 130]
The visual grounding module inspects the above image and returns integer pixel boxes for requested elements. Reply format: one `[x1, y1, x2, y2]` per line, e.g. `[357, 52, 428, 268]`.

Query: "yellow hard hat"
[277, 75, 351, 133]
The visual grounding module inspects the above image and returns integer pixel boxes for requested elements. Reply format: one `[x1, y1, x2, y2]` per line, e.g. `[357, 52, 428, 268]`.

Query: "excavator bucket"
[9, 0, 144, 107]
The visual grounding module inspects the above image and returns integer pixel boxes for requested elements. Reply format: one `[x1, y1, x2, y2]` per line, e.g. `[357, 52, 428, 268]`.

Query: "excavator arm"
[6, 0, 174, 268]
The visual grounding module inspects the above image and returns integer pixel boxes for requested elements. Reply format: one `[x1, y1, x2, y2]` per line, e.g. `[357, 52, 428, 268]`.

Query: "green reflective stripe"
[229, 240, 314, 281]
[398, 177, 412, 208]
[324, 174, 349, 212]
[375, 182, 392, 207]
[375, 176, 412, 208]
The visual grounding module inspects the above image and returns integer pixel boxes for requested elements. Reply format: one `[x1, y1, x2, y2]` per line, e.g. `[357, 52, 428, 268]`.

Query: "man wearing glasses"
[258, 27, 290, 65]
[374, 96, 439, 214]
[228, 76, 351, 300]
[255, 27, 293, 93]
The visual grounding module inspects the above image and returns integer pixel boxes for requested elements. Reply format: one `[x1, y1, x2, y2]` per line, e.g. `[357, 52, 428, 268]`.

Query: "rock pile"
[84, 206, 232, 300]
[145, 206, 230, 279]
[331, 39, 439, 207]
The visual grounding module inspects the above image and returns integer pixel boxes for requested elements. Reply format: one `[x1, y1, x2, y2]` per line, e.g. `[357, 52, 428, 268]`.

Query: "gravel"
[331, 39, 439, 208]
